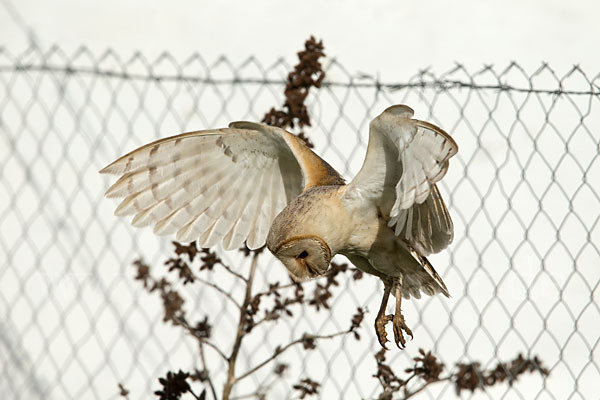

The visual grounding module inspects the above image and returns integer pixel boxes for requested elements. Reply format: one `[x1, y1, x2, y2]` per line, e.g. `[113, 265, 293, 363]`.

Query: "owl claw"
[392, 311, 413, 349]
[391, 275, 413, 349]
[375, 313, 394, 348]
[375, 283, 393, 348]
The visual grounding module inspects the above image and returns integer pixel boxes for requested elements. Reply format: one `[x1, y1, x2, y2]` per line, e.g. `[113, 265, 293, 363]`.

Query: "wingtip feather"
[382, 104, 415, 118]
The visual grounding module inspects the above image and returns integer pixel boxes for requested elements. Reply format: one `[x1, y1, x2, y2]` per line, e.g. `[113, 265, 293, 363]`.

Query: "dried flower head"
[154, 370, 191, 400]
[405, 348, 444, 382]
[293, 378, 321, 399]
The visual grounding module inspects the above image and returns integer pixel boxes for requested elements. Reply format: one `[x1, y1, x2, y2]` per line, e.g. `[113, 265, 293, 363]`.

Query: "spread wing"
[345, 105, 458, 255]
[100, 122, 344, 250]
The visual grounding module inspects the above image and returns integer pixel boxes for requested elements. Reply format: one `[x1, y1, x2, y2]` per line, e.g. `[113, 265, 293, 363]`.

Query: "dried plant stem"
[235, 329, 351, 383]
[247, 315, 272, 330]
[220, 263, 248, 282]
[402, 376, 451, 399]
[173, 316, 229, 362]
[222, 253, 259, 400]
[194, 276, 241, 309]
[198, 339, 228, 362]
[229, 377, 277, 400]
[187, 389, 203, 400]
[254, 281, 299, 298]
[199, 341, 218, 400]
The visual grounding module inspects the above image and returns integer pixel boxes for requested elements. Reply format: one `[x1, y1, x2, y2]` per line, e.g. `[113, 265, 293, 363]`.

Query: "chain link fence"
[0, 46, 599, 399]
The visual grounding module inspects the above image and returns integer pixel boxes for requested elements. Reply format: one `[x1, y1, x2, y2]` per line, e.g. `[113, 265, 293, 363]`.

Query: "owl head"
[270, 236, 331, 281]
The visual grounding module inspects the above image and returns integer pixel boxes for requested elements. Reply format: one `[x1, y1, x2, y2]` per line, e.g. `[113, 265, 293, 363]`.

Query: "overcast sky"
[2, 0, 599, 80]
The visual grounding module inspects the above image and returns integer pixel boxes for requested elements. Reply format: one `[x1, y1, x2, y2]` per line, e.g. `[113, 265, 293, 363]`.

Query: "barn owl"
[101, 104, 458, 348]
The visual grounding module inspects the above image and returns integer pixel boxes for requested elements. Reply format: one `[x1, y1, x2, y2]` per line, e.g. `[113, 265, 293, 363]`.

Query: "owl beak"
[296, 258, 318, 278]
[306, 263, 319, 277]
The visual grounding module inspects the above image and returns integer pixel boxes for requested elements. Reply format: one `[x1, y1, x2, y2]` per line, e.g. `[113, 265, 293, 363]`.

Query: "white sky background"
[1, 1, 599, 400]
[2, 0, 600, 80]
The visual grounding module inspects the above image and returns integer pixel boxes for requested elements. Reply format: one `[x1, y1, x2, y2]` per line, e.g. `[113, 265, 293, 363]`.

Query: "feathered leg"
[392, 275, 413, 349]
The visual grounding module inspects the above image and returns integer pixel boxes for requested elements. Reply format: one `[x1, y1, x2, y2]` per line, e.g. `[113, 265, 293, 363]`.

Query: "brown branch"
[247, 314, 274, 330]
[373, 349, 549, 400]
[174, 316, 229, 362]
[235, 329, 351, 383]
[253, 281, 299, 298]
[222, 253, 260, 400]
[198, 342, 218, 400]
[402, 376, 452, 399]
[194, 275, 241, 309]
[229, 377, 279, 400]
[194, 337, 229, 363]
[219, 262, 248, 282]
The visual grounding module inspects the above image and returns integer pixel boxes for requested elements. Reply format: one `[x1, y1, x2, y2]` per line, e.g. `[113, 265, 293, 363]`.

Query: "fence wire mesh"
[0, 47, 599, 400]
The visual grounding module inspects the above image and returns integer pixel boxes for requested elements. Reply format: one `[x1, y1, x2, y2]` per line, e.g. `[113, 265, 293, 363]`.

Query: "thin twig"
[235, 329, 351, 383]
[402, 376, 452, 399]
[192, 335, 228, 362]
[222, 253, 260, 400]
[247, 315, 273, 330]
[187, 388, 203, 400]
[174, 316, 229, 362]
[219, 262, 248, 282]
[403, 372, 418, 386]
[194, 275, 242, 309]
[229, 377, 278, 400]
[253, 281, 299, 298]
[198, 341, 218, 400]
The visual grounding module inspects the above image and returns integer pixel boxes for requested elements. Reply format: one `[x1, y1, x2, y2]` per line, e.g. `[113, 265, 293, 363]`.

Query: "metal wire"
[0, 46, 598, 400]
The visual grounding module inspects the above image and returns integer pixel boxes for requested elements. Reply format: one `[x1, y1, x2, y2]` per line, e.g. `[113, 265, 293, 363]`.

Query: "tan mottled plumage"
[101, 104, 458, 348]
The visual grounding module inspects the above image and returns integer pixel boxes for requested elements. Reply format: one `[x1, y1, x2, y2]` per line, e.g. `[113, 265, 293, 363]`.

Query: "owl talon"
[392, 312, 413, 349]
[374, 283, 393, 348]
[375, 313, 393, 348]
[392, 275, 412, 349]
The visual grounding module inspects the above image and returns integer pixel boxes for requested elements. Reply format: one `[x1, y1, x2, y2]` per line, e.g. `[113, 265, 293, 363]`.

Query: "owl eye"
[297, 250, 309, 259]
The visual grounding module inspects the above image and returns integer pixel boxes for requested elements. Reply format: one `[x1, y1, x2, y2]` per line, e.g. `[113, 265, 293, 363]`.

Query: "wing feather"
[391, 184, 453, 255]
[245, 165, 276, 249]
[148, 166, 230, 236]
[100, 133, 222, 175]
[220, 169, 265, 250]
[105, 147, 221, 199]
[196, 171, 258, 248]
[346, 105, 457, 255]
[101, 123, 343, 250]
[113, 161, 212, 217]
[175, 169, 249, 244]
[222, 177, 262, 250]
